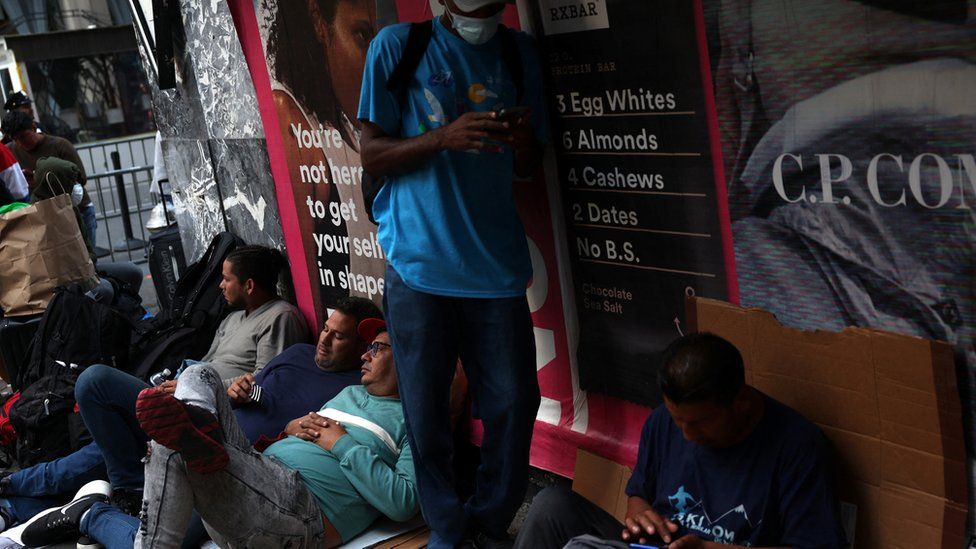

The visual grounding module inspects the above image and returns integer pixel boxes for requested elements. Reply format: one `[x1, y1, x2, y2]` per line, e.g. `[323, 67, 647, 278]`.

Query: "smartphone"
[496, 106, 530, 122]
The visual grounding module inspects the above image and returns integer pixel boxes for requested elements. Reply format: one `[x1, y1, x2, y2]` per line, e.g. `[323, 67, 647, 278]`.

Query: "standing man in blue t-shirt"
[513, 333, 848, 549]
[358, 0, 548, 546]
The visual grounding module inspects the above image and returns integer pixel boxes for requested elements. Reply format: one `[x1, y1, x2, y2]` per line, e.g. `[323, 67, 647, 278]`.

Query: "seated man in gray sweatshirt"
[197, 244, 309, 379]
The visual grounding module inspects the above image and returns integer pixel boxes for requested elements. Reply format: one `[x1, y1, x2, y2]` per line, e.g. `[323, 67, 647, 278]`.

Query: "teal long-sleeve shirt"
[263, 385, 417, 541]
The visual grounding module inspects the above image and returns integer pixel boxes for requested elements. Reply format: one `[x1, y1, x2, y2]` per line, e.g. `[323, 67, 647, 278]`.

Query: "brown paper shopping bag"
[0, 193, 98, 316]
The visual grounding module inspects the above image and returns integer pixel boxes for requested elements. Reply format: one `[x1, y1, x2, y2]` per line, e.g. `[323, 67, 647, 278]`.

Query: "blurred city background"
[0, 0, 161, 310]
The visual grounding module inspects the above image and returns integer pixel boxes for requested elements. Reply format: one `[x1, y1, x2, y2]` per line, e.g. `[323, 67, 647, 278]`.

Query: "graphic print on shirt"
[428, 70, 454, 88]
[469, 72, 506, 110]
[420, 67, 504, 155]
[666, 486, 761, 545]
[423, 88, 446, 125]
[467, 82, 499, 104]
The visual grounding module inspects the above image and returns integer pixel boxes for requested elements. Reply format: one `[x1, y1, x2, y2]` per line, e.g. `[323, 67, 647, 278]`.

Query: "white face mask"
[447, 7, 503, 45]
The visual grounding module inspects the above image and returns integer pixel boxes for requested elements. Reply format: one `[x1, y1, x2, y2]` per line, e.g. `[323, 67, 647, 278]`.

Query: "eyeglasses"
[366, 341, 391, 357]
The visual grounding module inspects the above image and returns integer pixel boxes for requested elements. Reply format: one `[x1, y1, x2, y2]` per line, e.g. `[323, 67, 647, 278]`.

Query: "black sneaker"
[460, 528, 514, 549]
[110, 487, 144, 517]
[20, 480, 110, 547]
[76, 535, 101, 548]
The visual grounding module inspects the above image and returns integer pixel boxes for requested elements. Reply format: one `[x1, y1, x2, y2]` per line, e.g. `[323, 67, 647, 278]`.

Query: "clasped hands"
[284, 412, 348, 451]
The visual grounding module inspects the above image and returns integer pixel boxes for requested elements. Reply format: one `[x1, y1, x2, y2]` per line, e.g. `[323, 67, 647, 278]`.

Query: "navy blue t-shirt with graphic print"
[625, 394, 847, 547]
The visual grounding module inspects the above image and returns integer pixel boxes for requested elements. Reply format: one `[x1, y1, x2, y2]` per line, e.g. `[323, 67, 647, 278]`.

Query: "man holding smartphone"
[358, 1, 548, 547]
[513, 334, 847, 549]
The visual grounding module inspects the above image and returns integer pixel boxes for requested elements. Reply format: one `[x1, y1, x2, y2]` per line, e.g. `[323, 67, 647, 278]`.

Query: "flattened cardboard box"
[364, 526, 429, 549]
[573, 448, 632, 523]
[687, 297, 967, 548]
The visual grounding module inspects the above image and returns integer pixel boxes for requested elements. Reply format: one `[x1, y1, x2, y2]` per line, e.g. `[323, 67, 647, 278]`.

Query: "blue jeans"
[4, 442, 106, 499]
[0, 443, 106, 521]
[384, 266, 540, 548]
[81, 502, 139, 549]
[75, 364, 150, 489]
[0, 495, 62, 524]
[80, 505, 209, 549]
[81, 203, 97, 245]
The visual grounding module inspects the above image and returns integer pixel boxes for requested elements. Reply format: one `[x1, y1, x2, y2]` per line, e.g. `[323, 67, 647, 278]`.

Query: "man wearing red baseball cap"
[359, 0, 547, 547]
[66, 317, 418, 548]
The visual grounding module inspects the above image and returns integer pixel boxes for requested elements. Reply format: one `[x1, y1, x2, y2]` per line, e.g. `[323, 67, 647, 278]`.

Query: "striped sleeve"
[0, 143, 28, 200]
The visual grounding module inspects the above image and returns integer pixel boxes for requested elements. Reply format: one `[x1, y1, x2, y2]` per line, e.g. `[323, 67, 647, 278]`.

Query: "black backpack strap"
[498, 25, 524, 104]
[386, 20, 434, 106]
[22, 289, 66, 389]
[365, 21, 434, 226]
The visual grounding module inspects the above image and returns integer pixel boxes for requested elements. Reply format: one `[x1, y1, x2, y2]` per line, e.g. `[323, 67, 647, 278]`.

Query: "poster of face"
[256, 0, 398, 326]
[703, 0, 976, 528]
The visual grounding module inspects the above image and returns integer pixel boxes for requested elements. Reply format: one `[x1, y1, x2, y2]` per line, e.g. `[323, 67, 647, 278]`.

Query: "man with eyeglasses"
[46, 318, 416, 548]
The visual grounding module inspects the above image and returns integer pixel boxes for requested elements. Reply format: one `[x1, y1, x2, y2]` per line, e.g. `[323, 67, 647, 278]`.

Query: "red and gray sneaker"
[135, 388, 228, 474]
[19, 480, 110, 547]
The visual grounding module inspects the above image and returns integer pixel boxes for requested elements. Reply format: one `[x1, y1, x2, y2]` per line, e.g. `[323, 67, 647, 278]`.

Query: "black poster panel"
[533, 0, 729, 405]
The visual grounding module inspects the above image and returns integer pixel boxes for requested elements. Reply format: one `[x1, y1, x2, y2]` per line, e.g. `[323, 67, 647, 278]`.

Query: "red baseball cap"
[358, 318, 387, 343]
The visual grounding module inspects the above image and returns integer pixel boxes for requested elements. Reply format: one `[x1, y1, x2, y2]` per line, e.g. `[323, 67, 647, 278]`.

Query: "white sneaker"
[19, 480, 111, 547]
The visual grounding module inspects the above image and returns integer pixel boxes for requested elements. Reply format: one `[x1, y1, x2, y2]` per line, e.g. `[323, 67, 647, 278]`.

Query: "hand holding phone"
[494, 106, 535, 157]
[496, 106, 530, 124]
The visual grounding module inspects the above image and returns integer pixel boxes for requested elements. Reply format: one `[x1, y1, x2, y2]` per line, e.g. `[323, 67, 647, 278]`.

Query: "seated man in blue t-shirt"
[514, 333, 847, 549]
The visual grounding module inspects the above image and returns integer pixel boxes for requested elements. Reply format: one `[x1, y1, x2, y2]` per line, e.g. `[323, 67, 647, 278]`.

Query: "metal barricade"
[75, 133, 157, 264]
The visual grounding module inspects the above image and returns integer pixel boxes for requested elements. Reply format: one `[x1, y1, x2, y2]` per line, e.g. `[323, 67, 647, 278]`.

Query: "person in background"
[1, 111, 94, 244]
[2, 92, 41, 142]
[0, 141, 28, 205]
[3, 92, 36, 121]
[0, 90, 31, 200]
[21, 155, 143, 305]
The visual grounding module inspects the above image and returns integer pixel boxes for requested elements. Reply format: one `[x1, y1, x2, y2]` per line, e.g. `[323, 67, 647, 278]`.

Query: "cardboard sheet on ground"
[338, 515, 426, 549]
[685, 297, 968, 548]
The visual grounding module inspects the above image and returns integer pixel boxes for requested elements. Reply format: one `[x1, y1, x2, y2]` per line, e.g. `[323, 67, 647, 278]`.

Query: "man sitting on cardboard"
[514, 333, 847, 549]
